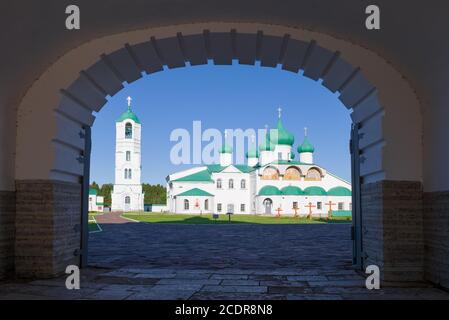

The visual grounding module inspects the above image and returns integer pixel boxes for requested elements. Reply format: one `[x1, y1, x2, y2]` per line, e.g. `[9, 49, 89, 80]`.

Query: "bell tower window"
[125, 123, 133, 139]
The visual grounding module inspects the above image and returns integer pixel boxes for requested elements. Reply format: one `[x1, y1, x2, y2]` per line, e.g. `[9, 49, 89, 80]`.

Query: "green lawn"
[88, 212, 102, 232]
[123, 212, 352, 224]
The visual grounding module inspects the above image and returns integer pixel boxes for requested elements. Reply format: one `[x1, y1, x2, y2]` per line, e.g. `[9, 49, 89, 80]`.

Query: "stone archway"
[14, 23, 423, 282]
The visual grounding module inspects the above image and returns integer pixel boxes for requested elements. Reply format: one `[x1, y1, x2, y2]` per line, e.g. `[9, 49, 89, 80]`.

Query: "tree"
[99, 183, 113, 207]
[142, 184, 167, 204]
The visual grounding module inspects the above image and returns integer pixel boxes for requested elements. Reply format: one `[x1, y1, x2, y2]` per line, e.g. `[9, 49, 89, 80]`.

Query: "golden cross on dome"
[127, 96, 132, 109]
[304, 127, 308, 137]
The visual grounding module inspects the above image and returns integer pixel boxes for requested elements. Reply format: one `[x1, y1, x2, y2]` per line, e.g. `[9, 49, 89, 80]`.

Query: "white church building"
[166, 110, 352, 217]
[111, 97, 145, 212]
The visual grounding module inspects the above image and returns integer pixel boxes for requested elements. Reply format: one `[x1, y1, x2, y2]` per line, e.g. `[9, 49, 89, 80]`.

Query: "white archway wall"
[15, 23, 423, 186]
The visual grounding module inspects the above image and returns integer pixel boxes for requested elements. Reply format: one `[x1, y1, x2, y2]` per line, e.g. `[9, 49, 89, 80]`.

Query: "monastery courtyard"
[0, 212, 448, 300]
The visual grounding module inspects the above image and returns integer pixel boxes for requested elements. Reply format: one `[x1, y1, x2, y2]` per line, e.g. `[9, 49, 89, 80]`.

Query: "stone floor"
[0, 212, 448, 300]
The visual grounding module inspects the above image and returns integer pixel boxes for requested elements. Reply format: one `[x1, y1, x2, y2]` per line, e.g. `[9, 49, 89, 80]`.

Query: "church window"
[240, 204, 245, 212]
[284, 167, 301, 180]
[305, 168, 322, 181]
[129, 169, 132, 179]
[317, 202, 322, 210]
[217, 203, 222, 212]
[184, 199, 189, 210]
[293, 202, 298, 209]
[240, 179, 246, 189]
[261, 166, 280, 180]
[229, 179, 234, 189]
[126, 151, 131, 161]
[124, 169, 127, 179]
[125, 123, 133, 139]
[204, 199, 209, 210]
[125, 196, 130, 204]
[349, 203, 352, 210]
[278, 152, 282, 160]
[217, 179, 222, 189]
[338, 202, 344, 210]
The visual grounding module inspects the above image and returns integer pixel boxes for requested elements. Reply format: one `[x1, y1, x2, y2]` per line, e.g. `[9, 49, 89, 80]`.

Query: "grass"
[123, 212, 352, 225]
[88, 212, 102, 232]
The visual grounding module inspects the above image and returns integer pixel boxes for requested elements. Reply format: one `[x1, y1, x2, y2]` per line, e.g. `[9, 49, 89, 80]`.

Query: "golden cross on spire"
[127, 96, 132, 110]
[304, 127, 308, 137]
[277, 107, 282, 119]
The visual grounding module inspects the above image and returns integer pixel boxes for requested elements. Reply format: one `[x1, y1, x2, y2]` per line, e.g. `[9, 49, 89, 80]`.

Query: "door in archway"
[124, 196, 131, 212]
[263, 198, 273, 214]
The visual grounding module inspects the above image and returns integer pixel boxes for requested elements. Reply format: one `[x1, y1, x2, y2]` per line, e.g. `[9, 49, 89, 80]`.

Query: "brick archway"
[13, 23, 424, 282]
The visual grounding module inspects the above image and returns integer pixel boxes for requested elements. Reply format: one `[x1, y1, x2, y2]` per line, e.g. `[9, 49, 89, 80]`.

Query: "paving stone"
[210, 274, 249, 280]
[157, 279, 220, 286]
[190, 292, 286, 300]
[287, 294, 343, 300]
[128, 290, 196, 300]
[287, 275, 328, 281]
[308, 280, 366, 287]
[85, 289, 134, 300]
[220, 280, 260, 286]
[202, 285, 267, 293]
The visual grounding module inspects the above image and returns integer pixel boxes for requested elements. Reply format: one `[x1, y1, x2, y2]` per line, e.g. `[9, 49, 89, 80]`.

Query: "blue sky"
[90, 61, 352, 185]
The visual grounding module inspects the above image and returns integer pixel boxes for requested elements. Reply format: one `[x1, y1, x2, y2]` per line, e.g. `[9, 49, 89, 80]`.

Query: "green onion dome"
[297, 137, 315, 153]
[259, 130, 275, 152]
[116, 108, 141, 124]
[246, 148, 259, 158]
[270, 119, 295, 146]
[327, 186, 352, 196]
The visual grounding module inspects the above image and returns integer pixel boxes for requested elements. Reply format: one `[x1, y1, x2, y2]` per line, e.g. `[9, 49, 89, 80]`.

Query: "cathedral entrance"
[263, 199, 273, 214]
[124, 196, 131, 212]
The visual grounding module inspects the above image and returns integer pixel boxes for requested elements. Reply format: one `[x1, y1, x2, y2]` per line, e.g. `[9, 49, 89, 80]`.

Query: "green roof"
[177, 188, 214, 197]
[206, 164, 226, 173]
[89, 188, 97, 195]
[116, 108, 141, 124]
[173, 170, 214, 183]
[270, 119, 294, 146]
[290, 152, 295, 160]
[233, 164, 257, 173]
[304, 186, 327, 196]
[96, 202, 104, 205]
[258, 185, 282, 196]
[298, 137, 315, 153]
[281, 186, 304, 196]
[269, 160, 308, 165]
[327, 186, 352, 196]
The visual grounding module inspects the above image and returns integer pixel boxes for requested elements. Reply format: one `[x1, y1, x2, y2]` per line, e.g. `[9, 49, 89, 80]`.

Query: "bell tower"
[111, 96, 144, 212]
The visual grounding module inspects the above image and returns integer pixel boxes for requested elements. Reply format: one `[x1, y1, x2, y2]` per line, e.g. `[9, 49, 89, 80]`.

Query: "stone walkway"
[0, 213, 448, 300]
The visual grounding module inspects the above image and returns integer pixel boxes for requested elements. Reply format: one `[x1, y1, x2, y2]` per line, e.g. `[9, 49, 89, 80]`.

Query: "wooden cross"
[275, 206, 282, 218]
[292, 206, 300, 218]
[326, 200, 337, 220]
[305, 202, 316, 219]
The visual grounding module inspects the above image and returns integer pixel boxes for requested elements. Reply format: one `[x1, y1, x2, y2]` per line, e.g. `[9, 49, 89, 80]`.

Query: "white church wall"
[175, 196, 214, 214]
[212, 171, 252, 214]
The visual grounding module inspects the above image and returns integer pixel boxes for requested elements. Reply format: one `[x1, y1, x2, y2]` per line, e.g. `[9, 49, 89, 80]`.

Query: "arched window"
[129, 169, 132, 179]
[284, 167, 301, 180]
[306, 168, 322, 181]
[125, 123, 132, 139]
[124, 169, 127, 179]
[240, 179, 246, 189]
[125, 196, 130, 204]
[261, 166, 280, 180]
[229, 179, 234, 189]
[204, 199, 209, 210]
[184, 199, 189, 210]
[126, 151, 131, 161]
[217, 179, 222, 189]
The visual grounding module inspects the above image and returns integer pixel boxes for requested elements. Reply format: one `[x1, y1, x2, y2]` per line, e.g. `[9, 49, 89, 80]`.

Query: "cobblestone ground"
[0, 212, 448, 300]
